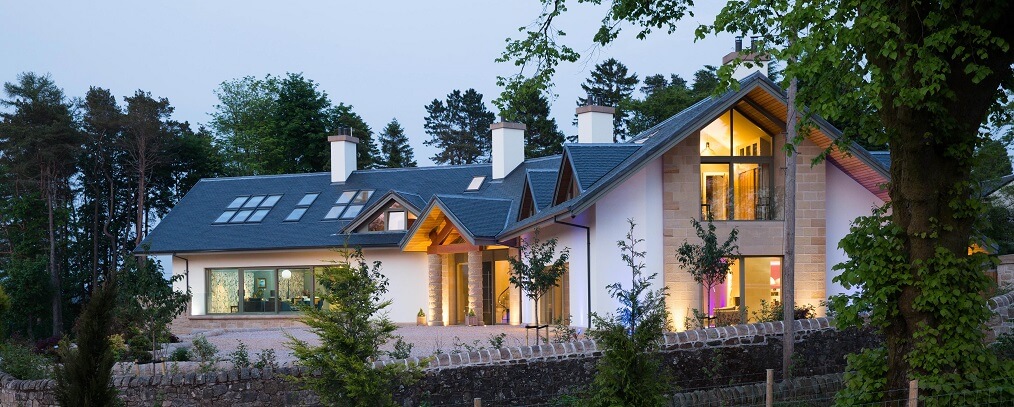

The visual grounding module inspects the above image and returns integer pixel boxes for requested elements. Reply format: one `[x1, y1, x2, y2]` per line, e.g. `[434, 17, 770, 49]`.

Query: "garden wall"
[3, 291, 1010, 407]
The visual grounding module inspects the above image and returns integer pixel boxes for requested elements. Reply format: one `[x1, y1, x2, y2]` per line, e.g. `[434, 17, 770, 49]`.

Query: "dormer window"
[361, 202, 417, 232]
[466, 176, 485, 191]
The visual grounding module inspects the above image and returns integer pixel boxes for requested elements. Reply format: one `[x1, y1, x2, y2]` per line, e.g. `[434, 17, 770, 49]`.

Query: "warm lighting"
[281, 269, 291, 279]
[770, 260, 780, 266]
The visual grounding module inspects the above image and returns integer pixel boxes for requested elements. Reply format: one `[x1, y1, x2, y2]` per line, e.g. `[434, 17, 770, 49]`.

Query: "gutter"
[554, 217, 592, 329]
[172, 253, 191, 314]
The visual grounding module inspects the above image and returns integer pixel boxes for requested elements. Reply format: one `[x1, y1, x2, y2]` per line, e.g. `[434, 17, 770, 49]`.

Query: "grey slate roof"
[527, 169, 558, 210]
[868, 151, 890, 169]
[565, 144, 642, 190]
[986, 174, 1014, 196]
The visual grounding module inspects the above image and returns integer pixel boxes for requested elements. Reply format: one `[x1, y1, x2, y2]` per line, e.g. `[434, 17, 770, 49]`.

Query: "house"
[141, 54, 890, 334]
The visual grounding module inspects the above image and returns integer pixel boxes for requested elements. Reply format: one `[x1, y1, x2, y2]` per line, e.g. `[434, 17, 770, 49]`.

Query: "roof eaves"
[340, 190, 425, 233]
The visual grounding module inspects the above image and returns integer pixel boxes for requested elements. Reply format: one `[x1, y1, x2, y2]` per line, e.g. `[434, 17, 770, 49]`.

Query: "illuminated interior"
[705, 257, 782, 324]
[700, 109, 775, 220]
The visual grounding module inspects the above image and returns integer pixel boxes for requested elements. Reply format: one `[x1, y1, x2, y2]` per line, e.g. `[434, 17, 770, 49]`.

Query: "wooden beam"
[430, 219, 454, 245]
[738, 98, 786, 132]
[426, 243, 480, 254]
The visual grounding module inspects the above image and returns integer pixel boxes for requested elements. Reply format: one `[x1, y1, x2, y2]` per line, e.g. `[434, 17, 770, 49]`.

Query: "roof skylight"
[285, 193, 320, 222]
[466, 176, 485, 191]
[215, 194, 283, 224]
[324, 190, 373, 220]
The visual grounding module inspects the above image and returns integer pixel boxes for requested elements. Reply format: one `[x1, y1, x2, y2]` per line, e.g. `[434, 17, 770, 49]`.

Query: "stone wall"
[997, 254, 1014, 289]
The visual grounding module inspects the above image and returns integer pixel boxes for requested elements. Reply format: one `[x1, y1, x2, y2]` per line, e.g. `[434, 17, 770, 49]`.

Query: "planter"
[417, 315, 426, 326]
[465, 315, 480, 326]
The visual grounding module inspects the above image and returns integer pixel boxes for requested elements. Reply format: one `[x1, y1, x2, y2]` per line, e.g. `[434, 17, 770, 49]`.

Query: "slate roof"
[527, 169, 558, 210]
[986, 174, 1014, 196]
[565, 144, 642, 190]
[868, 151, 890, 169]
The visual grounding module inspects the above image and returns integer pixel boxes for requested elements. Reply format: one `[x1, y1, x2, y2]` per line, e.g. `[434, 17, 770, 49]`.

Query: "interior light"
[281, 269, 292, 279]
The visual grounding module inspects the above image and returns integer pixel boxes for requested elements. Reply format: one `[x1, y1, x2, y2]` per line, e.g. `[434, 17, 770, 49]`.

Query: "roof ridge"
[435, 194, 514, 202]
[201, 172, 329, 182]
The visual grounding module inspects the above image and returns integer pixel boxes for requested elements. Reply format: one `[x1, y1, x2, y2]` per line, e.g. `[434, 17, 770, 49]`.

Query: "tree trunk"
[782, 76, 798, 380]
[135, 167, 145, 247]
[47, 180, 63, 336]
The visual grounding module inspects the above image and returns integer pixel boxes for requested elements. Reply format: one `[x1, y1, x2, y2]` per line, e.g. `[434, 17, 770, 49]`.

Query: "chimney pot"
[735, 36, 743, 52]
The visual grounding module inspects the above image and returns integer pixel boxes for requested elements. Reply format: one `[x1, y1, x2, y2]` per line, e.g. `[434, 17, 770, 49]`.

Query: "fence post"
[907, 379, 918, 407]
[766, 369, 774, 407]
[474, 397, 482, 407]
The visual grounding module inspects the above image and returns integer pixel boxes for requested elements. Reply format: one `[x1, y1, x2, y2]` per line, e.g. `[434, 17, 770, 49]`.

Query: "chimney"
[490, 121, 526, 179]
[722, 37, 770, 81]
[576, 105, 615, 143]
[328, 128, 358, 183]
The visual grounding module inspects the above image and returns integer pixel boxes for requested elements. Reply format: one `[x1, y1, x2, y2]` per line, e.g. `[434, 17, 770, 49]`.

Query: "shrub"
[191, 334, 218, 372]
[55, 281, 119, 406]
[551, 316, 577, 343]
[751, 300, 818, 323]
[0, 341, 52, 379]
[108, 334, 128, 362]
[253, 349, 277, 370]
[168, 346, 191, 362]
[34, 335, 62, 357]
[992, 332, 1014, 361]
[487, 332, 508, 349]
[589, 220, 670, 407]
[229, 341, 251, 369]
[287, 247, 421, 406]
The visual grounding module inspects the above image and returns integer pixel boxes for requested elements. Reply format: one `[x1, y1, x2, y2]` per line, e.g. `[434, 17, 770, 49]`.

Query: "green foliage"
[376, 118, 417, 168]
[389, 337, 413, 360]
[625, 68, 718, 135]
[487, 333, 508, 349]
[551, 316, 578, 343]
[507, 229, 571, 327]
[992, 332, 1014, 361]
[117, 256, 189, 373]
[286, 247, 420, 406]
[254, 348, 277, 370]
[168, 346, 190, 362]
[0, 341, 51, 380]
[423, 89, 496, 165]
[588, 220, 669, 407]
[831, 204, 1014, 405]
[981, 184, 1014, 255]
[54, 281, 119, 406]
[675, 217, 739, 319]
[498, 78, 565, 158]
[576, 58, 639, 141]
[229, 340, 251, 369]
[750, 300, 816, 323]
[191, 335, 219, 373]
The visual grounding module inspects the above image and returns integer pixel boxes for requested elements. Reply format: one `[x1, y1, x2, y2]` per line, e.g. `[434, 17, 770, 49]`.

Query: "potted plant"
[416, 308, 426, 326]
[465, 307, 479, 326]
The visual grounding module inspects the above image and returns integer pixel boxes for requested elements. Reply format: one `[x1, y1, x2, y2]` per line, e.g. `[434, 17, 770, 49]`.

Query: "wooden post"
[766, 369, 774, 407]
[907, 379, 918, 407]
[474, 397, 482, 407]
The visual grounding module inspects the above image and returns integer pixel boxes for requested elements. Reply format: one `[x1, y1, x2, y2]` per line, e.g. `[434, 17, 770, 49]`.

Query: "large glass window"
[700, 109, 777, 220]
[703, 256, 782, 325]
[206, 266, 324, 314]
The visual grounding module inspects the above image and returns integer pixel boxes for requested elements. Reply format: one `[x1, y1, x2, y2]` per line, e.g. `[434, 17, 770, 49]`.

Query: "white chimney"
[576, 105, 614, 143]
[723, 36, 770, 81]
[490, 121, 526, 179]
[328, 133, 358, 183]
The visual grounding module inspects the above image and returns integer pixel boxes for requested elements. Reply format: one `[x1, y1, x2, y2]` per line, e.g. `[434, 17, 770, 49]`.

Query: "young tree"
[499, 0, 1014, 400]
[376, 118, 417, 168]
[55, 280, 119, 406]
[674, 217, 739, 323]
[117, 256, 190, 375]
[286, 247, 417, 406]
[0, 72, 80, 336]
[589, 220, 669, 407]
[507, 230, 570, 338]
[498, 79, 565, 158]
[423, 89, 496, 165]
[576, 58, 638, 141]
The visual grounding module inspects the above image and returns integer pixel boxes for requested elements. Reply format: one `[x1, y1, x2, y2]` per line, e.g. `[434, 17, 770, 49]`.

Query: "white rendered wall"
[578, 112, 614, 144]
[825, 164, 884, 298]
[492, 126, 525, 179]
[171, 248, 428, 323]
[589, 158, 665, 318]
[732, 60, 769, 81]
[330, 139, 357, 183]
[516, 216, 593, 328]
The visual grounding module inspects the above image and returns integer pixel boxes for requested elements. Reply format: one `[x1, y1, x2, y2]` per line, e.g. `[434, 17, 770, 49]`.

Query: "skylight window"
[466, 176, 485, 191]
[324, 190, 373, 220]
[285, 193, 320, 222]
[215, 194, 283, 224]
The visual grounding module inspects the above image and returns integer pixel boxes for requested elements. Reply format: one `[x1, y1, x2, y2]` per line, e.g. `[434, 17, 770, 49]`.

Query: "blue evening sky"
[1, 1, 732, 166]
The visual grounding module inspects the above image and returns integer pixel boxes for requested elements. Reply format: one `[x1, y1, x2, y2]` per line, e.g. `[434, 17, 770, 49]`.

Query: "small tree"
[675, 217, 739, 323]
[286, 247, 418, 406]
[118, 254, 190, 375]
[589, 220, 670, 407]
[55, 280, 119, 406]
[507, 229, 570, 335]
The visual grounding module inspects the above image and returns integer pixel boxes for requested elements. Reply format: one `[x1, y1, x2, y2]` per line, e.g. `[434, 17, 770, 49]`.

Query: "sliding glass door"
[206, 267, 316, 314]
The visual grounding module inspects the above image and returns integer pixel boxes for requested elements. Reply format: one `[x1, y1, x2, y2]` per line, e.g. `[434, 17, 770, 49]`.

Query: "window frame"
[205, 265, 325, 315]
[699, 109, 777, 221]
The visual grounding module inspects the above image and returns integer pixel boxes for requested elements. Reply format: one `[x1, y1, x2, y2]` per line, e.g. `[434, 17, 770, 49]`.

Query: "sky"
[1, 0, 733, 166]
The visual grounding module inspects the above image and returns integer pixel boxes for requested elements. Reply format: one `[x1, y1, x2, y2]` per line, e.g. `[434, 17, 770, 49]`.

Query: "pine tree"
[499, 80, 564, 158]
[423, 89, 495, 165]
[377, 118, 417, 168]
[331, 104, 381, 170]
[576, 58, 639, 141]
[55, 280, 119, 406]
[625, 67, 720, 135]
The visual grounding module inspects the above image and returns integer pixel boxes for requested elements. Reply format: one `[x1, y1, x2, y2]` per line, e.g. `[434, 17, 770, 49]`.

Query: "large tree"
[625, 67, 719, 135]
[0, 72, 80, 336]
[498, 79, 565, 158]
[499, 0, 1014, 402]
[423, 88, 496, 165]
[330, 103, 380, 170]
[121, 90, 174, 247]
[376, 118, 417, 168]
[210, 75, 280, 175]
[576, 58, 638, 141]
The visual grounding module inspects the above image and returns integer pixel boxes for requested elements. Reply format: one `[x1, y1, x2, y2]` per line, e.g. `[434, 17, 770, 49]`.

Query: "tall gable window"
[700, 109, 777, 220]
[215, 194, 283, 224]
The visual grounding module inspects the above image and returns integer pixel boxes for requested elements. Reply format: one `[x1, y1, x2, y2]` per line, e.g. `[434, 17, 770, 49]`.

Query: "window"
[215, 194, 283, 223]
[324, 190, 373, 220]
[206, 266, 317, 314]
[700, 110, 777, 220]
[286, 193, 319, 222]
[466, 176, 485, 191]
[364, 202, 416, 232]
[702, 257, 782, 325]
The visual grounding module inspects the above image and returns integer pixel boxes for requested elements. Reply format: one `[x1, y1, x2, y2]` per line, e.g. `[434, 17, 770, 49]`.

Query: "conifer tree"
[331, 104, 380, 170]
[499, 80, 565, 158]
[377, 118, 417, 168]
[55, 280, 119, 406]
[576, 58, 638, 141]
[424, 89, 495, 165]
